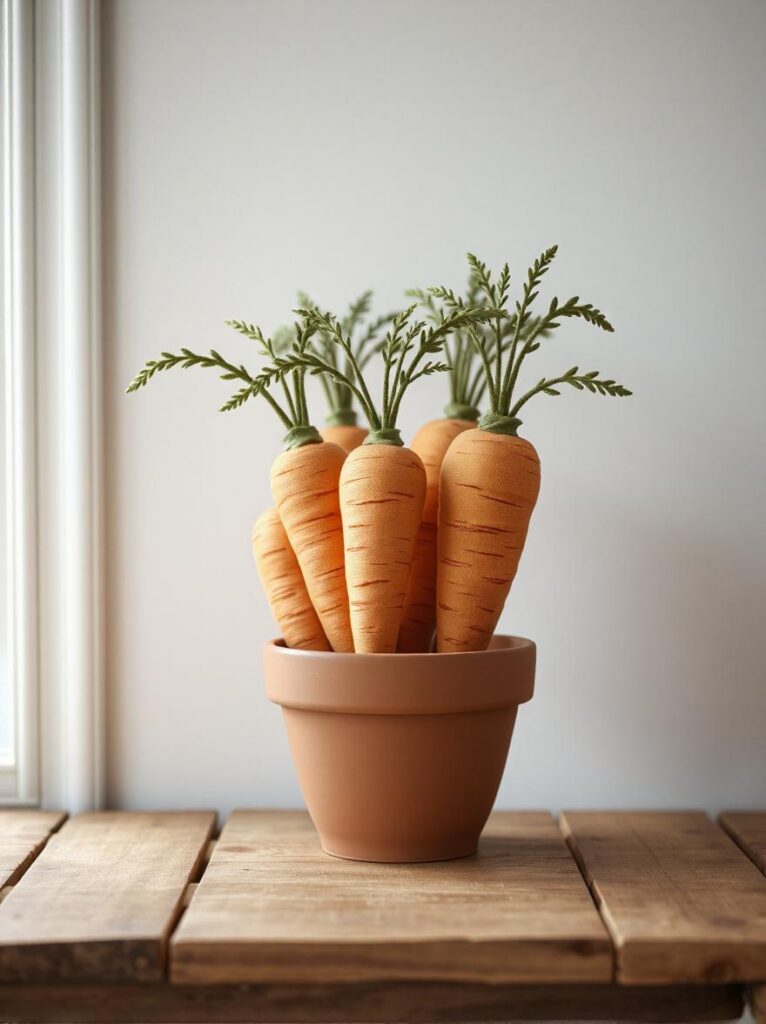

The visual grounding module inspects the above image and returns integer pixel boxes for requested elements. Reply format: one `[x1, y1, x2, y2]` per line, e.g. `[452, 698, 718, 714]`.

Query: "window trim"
[1, 0, 104, 810]
[1, 0, 39, 805]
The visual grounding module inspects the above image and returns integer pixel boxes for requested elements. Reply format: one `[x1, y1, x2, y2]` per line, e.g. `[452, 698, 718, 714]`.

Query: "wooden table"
[0, 809, 765, 1022]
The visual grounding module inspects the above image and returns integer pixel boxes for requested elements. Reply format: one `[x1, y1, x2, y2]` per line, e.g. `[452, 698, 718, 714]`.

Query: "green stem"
[389, 334, 437, 425]
[510, 372, 568, 417]
[336, 330, 378, 430]
[501, 316, 526, 412]
[458, 339, 472, 402]
[280, 377, 297, 422]
[445, 338, 457, 405]
[466, 325, 498, 409]
[466, 361, 487, 407]
[382, 349, 392, 426]
[310, 355, 380, 430]
[387, 338, 410, 427]
[298, 370, 309, 424]
[493, 316, 503, 409]
[260, 387, 293, 430]
[317, 371, 336, 413]
[504, 316, 550, 410]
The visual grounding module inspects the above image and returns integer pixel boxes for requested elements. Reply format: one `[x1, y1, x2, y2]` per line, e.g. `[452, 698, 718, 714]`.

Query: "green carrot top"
[295, 290, 395, 428]
[405, 274, 488, 421]
[125, 317, 325, 450]
[266, 303, 502, 446]
[430, 247, 632, 437]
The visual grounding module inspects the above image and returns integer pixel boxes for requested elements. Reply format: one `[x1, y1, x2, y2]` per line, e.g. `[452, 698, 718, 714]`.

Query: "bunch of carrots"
[127, 246, 631, 655]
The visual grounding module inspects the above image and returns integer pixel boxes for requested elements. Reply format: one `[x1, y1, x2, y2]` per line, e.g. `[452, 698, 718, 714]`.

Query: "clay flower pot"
[264, 634, 535, 863]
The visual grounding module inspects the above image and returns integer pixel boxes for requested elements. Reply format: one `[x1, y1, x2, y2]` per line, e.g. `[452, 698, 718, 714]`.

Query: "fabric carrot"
[397, 417, 474, 651]
[251, 509, 330, 651]
[433, 247, 632, 653]
[396, 274, 490, 651]
[126, 316, 353, 652]
[277, 302, 500, 653]
[269, 437, 352, 652]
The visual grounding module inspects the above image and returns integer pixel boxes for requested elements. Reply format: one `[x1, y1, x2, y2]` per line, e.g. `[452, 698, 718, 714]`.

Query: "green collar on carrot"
[364, 428, 403, 447]
[283, 425, 323, 449]
[477, 412, 522, 436]
[444, 401, 480, 421]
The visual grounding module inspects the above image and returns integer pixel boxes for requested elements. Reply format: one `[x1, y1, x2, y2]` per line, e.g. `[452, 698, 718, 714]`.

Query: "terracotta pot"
[264, 634, 535, 863]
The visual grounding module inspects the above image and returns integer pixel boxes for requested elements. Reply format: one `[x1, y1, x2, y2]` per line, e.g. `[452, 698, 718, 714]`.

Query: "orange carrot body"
[320, 424, 368, 452]
[397, 418, 475, 652]
[251, 509, 330, 651]
[436, 429, 541, 653]
[270, 441, 353, 653]
[340, 444, 426, 653]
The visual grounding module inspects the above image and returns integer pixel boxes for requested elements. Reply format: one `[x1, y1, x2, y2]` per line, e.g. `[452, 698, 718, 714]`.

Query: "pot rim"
[264, 634, 535, 716]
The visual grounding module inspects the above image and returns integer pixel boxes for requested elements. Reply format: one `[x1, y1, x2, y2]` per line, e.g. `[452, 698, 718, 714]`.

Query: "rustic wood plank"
[172, 810, 612, 985]
[0, 811, 66, 888]
[751, 982, 766, 1024]
[0, 981, 745, 1023]
[719, 815, 766, 1020]
[561, 810, 766, 985]
[0, 811, 215, 982]
[720, 812, 766, 876]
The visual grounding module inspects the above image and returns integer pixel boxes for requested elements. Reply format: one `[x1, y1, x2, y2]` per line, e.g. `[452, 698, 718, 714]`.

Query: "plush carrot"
[278, 302, 500, 653]
[397, 417, 474, 651]
[126, 317, 353, 653]
[297, 290, 394, 453]
[397, 276, 490, 651]
[251, 509, 330, 650]
[398, 274, 550, 651]
[268, 437, 351, 652]
[433, 247, 632, 653]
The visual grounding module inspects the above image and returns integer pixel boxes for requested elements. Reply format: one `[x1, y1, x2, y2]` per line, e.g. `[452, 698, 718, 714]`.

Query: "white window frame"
[2, 0, 38, 804]
[1, 0, 104, 810]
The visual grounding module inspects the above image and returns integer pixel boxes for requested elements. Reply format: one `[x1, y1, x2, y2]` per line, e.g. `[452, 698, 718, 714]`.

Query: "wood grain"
[0, 811, 215, 982]
[0, 811, 65, 888]
[561, 811, 766, 985]
[0, 982, 744, 1023]
[720, 812, 766, 876]
[720, 817, 766, 1023]
[172, 810, 612, 985]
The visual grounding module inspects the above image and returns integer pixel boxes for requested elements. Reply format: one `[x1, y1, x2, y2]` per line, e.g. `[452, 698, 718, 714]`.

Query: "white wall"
[102, 0, 766, 815]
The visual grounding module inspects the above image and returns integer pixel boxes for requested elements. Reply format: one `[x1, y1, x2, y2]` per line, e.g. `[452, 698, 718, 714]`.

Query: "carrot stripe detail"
[340, 445, 426, 653]
[270, 441, 353, 653]
[251, 509, 330, 651]
[436, 429, 541, 653]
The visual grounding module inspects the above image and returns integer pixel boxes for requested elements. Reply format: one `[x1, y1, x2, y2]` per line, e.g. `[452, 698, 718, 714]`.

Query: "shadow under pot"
[264, 634, 535, 864]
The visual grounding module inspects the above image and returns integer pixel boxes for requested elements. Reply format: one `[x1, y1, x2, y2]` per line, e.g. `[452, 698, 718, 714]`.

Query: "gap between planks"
[177, 841, 217, 915]
[0, 811, 67, 890]
[560, 811, 766, 986]
[0, 812, 217, 983]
